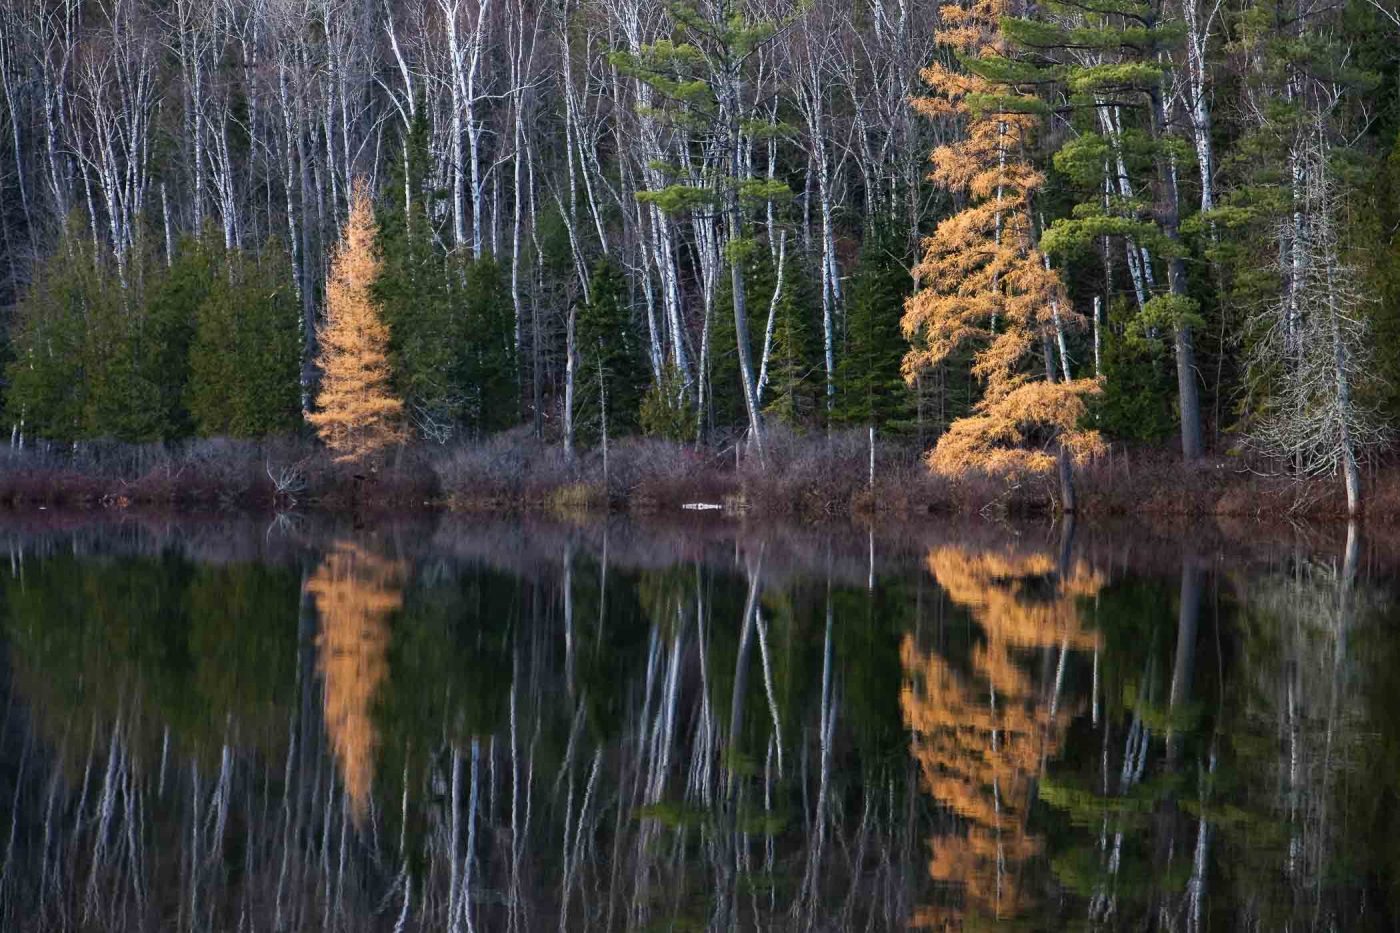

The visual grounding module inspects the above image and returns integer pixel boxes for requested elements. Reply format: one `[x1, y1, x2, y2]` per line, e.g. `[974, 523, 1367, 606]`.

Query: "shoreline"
[2, 433, 1395, 524]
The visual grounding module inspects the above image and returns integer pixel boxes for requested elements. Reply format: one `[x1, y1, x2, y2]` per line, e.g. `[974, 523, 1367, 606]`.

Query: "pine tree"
[308, 183, 406, 464]
[1001, 0, 1207, 459]
[833, 229, 915, 432]
[903, 0, 1102, 507]
[611, 0, 793, 456]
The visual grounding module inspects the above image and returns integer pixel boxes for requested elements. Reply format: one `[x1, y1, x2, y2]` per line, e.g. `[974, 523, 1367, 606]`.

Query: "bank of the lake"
[3, 428, 1396, 521]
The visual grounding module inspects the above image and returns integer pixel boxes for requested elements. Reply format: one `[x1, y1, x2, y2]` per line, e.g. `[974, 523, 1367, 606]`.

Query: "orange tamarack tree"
[902, 0, 1102, 510]
[308, 180, 406, 465]
[903, 544, 1102, 925]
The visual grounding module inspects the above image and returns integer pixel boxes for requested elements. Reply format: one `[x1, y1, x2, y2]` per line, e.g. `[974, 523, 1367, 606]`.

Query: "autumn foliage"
[307, 539, 405, 823]
[903, 0, 1102, 477]
[902, 544, 1101, 925]
[309, 182, 406, 464]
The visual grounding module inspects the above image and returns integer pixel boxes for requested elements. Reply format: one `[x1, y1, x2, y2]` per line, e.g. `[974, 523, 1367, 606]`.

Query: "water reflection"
[903, 533, 1101, 925]
[0, 516, 1396, 930]
[307, 540, 403, 823]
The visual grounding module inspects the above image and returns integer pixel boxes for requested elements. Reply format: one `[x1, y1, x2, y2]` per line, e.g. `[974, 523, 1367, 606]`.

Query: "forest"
[1, 0, 1399, 514]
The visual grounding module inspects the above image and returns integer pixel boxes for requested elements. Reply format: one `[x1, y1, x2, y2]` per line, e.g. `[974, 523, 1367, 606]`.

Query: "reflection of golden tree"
[307, 541, 404, 823]
[903, 546, 1102, 927]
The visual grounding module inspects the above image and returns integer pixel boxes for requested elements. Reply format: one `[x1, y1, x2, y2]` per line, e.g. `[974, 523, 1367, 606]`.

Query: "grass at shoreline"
[1, 427, 1394, 521]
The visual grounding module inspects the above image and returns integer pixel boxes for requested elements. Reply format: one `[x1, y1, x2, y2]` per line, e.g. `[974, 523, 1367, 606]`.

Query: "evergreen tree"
[611, 0, 794, 454]
[1092, 298, 1177, 442]
[576, 257, 646, 441]
[460, 255, 518, 435]
[5, 234, 98, 443]
[707, 249, 822, 432]
[759, 258, 819, 427]
[376, 106, 469, 442]
[640, 362, 693, 442]
[833, 230, 915, 432]
[187, 244, 301, 438]
[4, 223, 166, 443]
[1003, 0, 1207, 459]
[143, 234, 219, 438]
[309, 183, 406, 463]
[231, 245, 302, 435]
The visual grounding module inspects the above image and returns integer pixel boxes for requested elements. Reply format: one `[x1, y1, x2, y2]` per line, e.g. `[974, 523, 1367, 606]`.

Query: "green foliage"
[832, 231, 916, 431]
[377, 129, 470, 440]
[4, 223, 164, 442]
[187, 243, 302, 437]
[709, 247, 804, 430]
[1091, 300, 1177, 442]
[577, 257, 647, 441]
[143, 235, 218, 437]
[461, 256, 519, 435]
[640, 361, 694, 442]
[760, 260, 819, 427]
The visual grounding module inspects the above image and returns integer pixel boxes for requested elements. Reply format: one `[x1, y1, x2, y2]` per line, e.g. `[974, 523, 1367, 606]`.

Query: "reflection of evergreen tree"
[0, 552, 299, 764]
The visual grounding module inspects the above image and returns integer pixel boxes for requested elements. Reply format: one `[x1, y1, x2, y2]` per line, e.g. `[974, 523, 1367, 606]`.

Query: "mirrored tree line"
[2, 519, 1398, 929]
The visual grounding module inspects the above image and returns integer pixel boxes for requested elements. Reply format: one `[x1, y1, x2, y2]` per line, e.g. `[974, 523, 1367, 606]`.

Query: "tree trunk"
[1149, 84, 1204, 460]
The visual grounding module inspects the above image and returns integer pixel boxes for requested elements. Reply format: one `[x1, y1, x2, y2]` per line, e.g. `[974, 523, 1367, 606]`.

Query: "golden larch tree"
[309, 181, 406, 463]
[902, 542, 1102, 926]
[307, 539, 404, 823]
[902, 0, 1102, 505]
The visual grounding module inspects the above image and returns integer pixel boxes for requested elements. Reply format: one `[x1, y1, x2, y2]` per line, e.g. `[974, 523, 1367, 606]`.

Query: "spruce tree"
[5, 222, 165, 443]
[461, 255, 518, 435]
[576, 257, 646, 441]
[760, 259, 819, 427]
[144, 234, 218, 438]
[5, 228, 101, 443]
[229, 245, 302, 435]
[833, 230, 915, 432]
[377, 106, 469, 441]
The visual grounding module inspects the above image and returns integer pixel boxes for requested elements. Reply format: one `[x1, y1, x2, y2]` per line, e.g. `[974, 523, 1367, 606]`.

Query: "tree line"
[0, 0, 1398, 508]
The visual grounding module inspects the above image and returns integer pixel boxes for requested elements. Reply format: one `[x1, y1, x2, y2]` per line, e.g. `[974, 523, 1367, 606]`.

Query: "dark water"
[0, 514, 1397, 931]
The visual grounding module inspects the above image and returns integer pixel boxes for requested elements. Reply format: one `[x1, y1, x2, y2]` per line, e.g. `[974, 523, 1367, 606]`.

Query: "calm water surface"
[0, 514, 1397, 930]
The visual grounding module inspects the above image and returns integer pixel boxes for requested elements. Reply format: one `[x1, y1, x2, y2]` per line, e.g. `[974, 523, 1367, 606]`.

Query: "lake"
[0, 513, 1396, 930]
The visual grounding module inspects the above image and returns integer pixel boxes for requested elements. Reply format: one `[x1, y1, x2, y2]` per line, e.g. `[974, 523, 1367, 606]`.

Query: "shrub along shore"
[0, 427, 1391, 522]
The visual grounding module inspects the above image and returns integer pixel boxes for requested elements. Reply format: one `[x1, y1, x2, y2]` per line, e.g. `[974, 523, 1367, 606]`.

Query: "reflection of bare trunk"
[1167, 559, 1202, 762]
